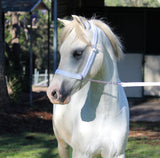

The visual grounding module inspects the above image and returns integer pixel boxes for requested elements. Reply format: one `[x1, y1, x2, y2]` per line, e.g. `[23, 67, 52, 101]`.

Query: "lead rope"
[84, 78, 160, 87]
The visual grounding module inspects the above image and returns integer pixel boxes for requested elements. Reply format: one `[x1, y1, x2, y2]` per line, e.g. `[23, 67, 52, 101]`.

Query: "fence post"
[45, 69, 48, 86]
[34, 68, 37, 85]
[34, 68, 39, 86]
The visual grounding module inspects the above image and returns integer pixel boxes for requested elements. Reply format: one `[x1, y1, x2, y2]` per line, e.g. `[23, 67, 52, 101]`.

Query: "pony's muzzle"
[47, 87, 71, 105]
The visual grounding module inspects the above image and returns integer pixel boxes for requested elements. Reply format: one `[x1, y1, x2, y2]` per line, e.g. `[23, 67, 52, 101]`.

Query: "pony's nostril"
[52, 90, 58, 100]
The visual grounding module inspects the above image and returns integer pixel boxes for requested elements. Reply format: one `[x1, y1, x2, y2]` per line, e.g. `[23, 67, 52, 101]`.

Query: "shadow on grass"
[130, 121, 160, 132]
[0, 132, 59, 158]
[0, 112, 59, 158]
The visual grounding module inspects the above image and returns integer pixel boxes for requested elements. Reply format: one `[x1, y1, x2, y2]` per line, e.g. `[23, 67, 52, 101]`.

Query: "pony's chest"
[53, 105, 74, 143]
[71, 118, 123, 155]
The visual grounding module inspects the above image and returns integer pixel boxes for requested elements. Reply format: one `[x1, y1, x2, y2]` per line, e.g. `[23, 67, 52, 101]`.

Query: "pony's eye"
[73, 50, 83, 60]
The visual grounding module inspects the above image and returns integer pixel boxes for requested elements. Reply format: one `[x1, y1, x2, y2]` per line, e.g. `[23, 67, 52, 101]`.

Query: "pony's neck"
[94, 56, 120, 114]
[79, 60, 120, 122]
[87, 34, 121, 118]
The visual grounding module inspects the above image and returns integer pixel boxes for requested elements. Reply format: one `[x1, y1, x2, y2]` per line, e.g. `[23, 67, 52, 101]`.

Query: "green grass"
[126, 137, 160, 158]
[0, 132, 159, 158]
[0, 132, 59, 158]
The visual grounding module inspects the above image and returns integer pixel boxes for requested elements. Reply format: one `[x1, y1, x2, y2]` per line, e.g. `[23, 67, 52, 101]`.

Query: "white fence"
[33, 68, 53, 86]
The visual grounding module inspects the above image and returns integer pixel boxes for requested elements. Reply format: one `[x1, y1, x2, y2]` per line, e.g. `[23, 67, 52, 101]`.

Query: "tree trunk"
[0, 1, 10, 107]
[9, 12, 23, 104]
[11, 12, 21, 73]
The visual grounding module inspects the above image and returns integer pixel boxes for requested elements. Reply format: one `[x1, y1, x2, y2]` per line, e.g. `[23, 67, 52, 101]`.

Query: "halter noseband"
[55, 22, 98, 80]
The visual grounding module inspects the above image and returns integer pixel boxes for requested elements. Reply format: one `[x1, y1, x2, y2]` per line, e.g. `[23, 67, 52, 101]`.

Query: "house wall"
[118, 54, 143, 98]
[118, 54, 160, 98]
[57, 0, 104, 17]
[144, 55, 160, 96]
[81, 0, 104, 7]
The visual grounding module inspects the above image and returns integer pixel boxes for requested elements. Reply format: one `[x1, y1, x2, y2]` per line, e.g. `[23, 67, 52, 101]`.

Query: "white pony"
[47, 15, 129, 158]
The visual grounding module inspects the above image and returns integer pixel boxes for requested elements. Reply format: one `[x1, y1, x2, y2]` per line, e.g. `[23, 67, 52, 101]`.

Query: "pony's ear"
[58, 18, 71, 26]
[72, 15, 87, 29]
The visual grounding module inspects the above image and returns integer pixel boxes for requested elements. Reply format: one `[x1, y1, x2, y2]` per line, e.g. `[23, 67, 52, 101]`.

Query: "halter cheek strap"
[55, 22, 98, 80]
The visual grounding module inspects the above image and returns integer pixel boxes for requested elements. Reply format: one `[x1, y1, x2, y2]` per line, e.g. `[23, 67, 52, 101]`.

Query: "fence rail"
[33, 68, 53, 86]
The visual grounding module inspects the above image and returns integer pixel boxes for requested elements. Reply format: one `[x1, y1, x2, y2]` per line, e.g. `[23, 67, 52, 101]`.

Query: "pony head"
[47, 15, 123, 105]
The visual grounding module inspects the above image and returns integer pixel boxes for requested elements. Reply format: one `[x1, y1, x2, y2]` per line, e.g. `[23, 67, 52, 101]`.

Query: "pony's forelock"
[60, 16, 89, 46]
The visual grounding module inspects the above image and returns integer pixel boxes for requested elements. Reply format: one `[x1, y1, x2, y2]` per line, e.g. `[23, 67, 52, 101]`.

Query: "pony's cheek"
[89, 54, 103, 78]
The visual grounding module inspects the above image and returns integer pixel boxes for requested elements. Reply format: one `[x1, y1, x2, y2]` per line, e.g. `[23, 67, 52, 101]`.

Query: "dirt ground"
[129, 98, 160, 122]
[0, 86, 160, 140]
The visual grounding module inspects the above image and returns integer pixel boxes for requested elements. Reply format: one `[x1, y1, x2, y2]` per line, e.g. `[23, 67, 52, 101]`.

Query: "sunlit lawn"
[126, 137, 160, 158]
[0, 128, 159, 158]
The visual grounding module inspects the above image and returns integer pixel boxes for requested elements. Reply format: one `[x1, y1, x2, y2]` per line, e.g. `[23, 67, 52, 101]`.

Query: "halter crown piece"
[55, 22, 98, 80]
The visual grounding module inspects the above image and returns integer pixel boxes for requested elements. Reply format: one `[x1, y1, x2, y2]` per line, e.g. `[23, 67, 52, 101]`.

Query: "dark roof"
[2, 0, 49, 12]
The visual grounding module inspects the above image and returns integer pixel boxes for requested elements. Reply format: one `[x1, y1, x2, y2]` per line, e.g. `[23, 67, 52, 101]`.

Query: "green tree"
[105, 0, 160, 7]
[5, 12, 25, 103]
[4, 0, 52, 103]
